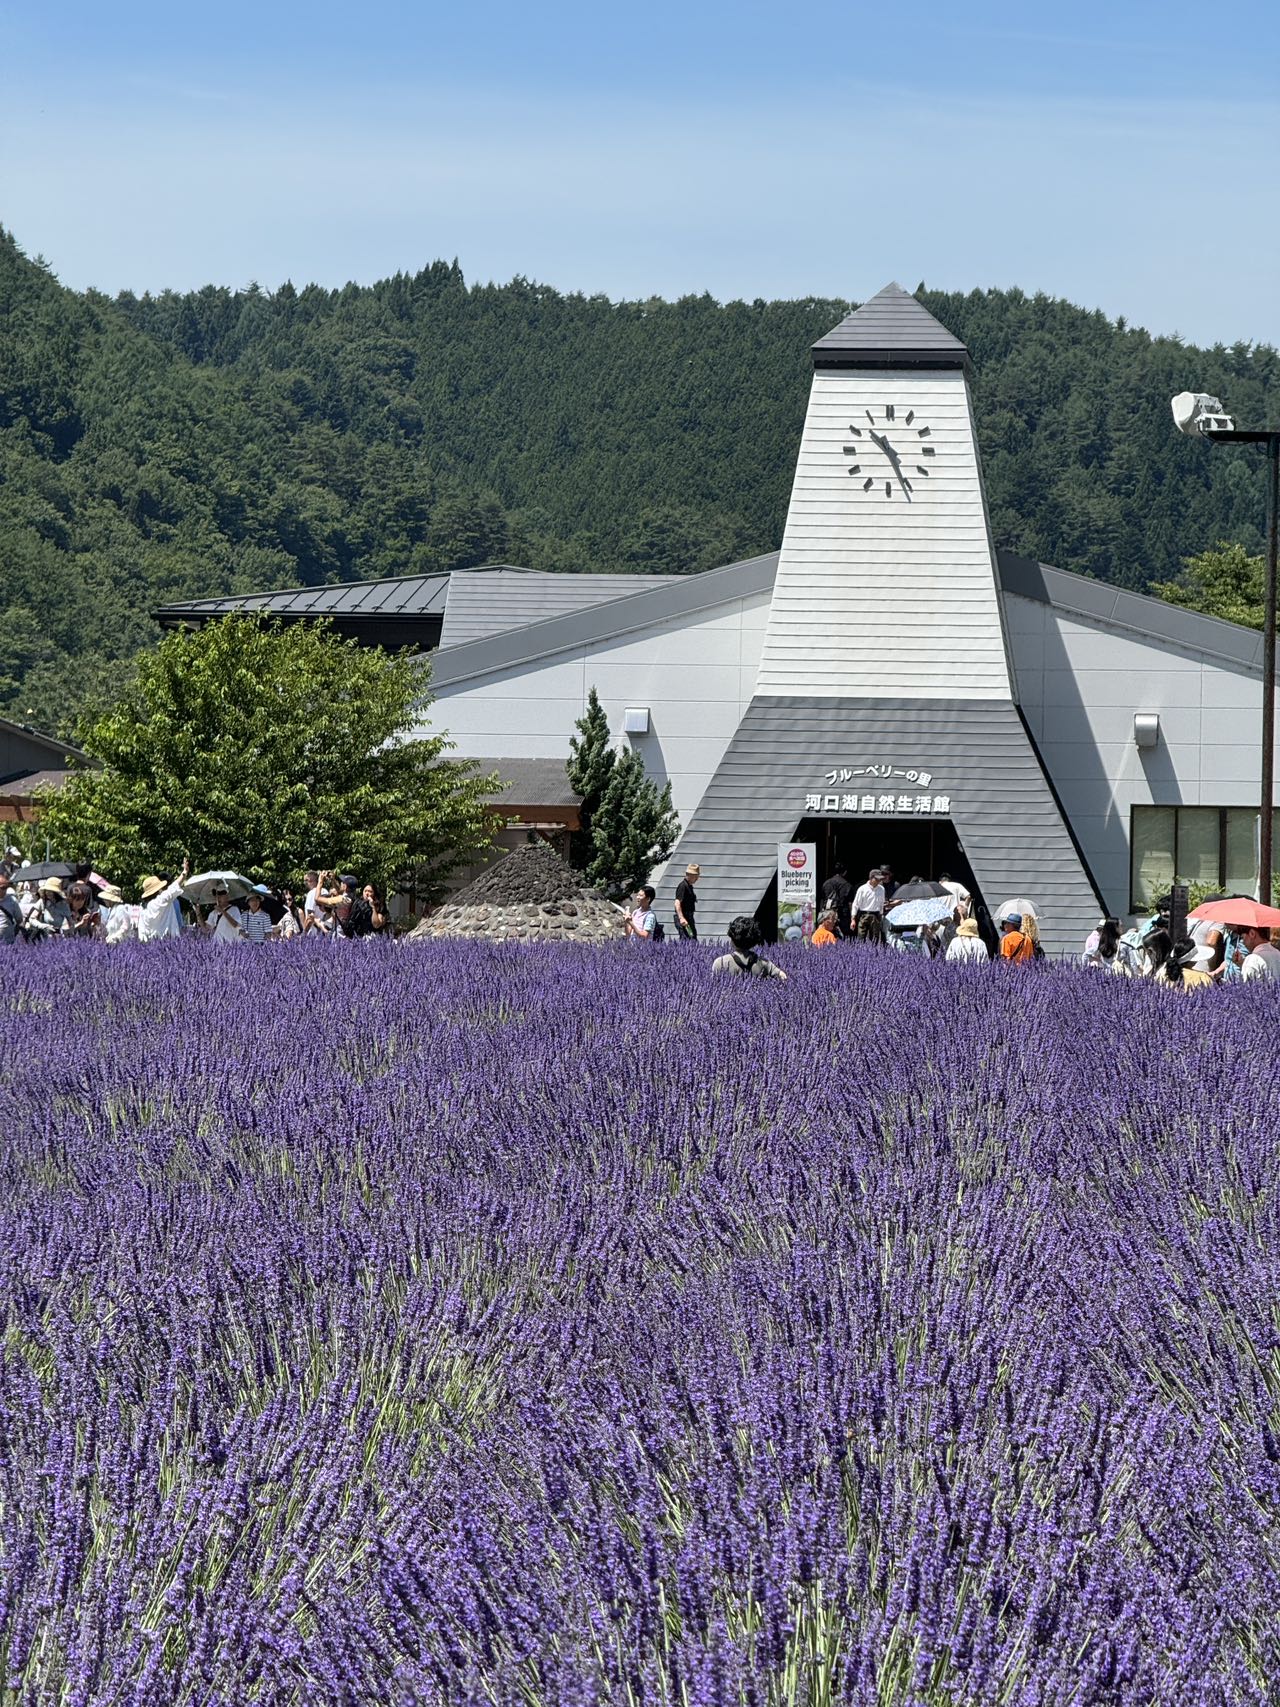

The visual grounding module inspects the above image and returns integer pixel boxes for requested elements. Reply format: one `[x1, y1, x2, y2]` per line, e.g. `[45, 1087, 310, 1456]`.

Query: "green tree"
[1151, 542, 1265, 628]
[565, 686, 615, 869]
[584, 748, 680, 897]
[37, 615, 497, 891]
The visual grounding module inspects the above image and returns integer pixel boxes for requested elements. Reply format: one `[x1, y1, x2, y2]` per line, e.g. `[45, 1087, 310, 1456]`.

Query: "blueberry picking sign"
[777, 842, 816, 943]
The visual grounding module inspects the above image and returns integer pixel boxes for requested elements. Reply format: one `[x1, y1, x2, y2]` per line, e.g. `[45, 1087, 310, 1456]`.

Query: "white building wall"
[1006, 590, 1266, 913]
[756, 370, 1014, 700]
[427, 589, 772, 833]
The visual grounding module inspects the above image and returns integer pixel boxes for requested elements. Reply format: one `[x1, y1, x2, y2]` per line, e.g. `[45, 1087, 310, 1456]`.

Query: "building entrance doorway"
[798, 815, 988, 921]
[755, 818, 990, 942]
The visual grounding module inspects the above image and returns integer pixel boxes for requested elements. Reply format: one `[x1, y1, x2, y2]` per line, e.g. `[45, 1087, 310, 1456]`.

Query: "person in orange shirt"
[998, 913, 1035, 962]
[810, 909, 840, 947]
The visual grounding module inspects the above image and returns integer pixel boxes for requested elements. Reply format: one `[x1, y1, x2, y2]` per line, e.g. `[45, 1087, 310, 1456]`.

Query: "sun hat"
[956, 918, 980, 937]
[97, 885, 124, 906]
[39, 877, 65, 897]
[140, 875, 167, 901]
[1001, 912, 1022, 928]
[685, 863, 701, 876]
[1175, 940, 1214, 970]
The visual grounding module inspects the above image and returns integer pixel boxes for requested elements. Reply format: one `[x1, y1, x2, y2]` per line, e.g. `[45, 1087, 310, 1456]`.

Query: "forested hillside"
[2, 225, 1277, 735]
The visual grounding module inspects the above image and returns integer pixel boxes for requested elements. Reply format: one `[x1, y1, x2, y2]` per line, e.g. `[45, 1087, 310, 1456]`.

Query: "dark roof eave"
[812, 347, 972, 373]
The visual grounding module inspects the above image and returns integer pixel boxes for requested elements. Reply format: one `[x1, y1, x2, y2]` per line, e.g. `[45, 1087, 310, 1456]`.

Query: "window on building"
[1131, 806, 1280, 909]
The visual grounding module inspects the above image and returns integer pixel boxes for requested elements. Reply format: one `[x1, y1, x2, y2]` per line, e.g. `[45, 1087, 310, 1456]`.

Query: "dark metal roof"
[812, 282, 970, 371]
[653, 695, 1103, 954]
[155, 573, 452, 625]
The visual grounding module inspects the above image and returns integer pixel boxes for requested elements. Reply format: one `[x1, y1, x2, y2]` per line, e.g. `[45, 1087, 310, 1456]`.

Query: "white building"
[160, 285, 1277, 954]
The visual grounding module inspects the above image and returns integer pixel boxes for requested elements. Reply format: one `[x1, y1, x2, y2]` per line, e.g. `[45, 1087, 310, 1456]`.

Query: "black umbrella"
[10, 862, 75, 884]
[889, 879, 949, 905]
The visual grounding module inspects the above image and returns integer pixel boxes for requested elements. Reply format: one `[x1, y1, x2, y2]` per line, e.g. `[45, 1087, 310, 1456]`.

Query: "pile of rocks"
[409, 840, 627, 944]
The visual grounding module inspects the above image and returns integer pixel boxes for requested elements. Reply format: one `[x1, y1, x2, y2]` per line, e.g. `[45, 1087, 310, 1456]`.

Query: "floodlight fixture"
[1171, 391, 1235, 437]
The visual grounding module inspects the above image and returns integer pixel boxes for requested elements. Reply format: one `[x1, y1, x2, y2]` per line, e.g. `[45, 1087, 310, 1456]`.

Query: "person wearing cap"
[946, 917, 990, 962]
[0, 871, 23, 946]
[139, 860, 190, 942]
[204, 884, 247, 944]
[852, 868, 886, 931]
[312, 871, 373, 939]
[674, 863, 700, 940]
[26, 878, 74, 939]
[998, 913, 1035, 963]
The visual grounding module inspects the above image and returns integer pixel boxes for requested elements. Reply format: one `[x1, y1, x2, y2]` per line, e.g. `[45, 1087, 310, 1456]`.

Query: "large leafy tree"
[1151, 542, 1265, 628]
[38, 616, 497, 891]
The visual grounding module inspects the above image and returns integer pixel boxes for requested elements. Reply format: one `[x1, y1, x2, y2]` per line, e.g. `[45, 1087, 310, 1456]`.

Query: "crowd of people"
[0, 856, 391, 947]
[6, 844, 1280, 990]
[622, 859, 1280, 989]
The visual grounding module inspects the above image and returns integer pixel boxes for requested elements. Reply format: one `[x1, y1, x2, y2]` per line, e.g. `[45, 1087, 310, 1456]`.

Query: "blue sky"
[3, 0, 1277, 347]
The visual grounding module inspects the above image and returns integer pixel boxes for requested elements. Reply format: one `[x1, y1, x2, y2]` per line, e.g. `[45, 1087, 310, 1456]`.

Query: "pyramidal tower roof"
[812, 282, 969, 371]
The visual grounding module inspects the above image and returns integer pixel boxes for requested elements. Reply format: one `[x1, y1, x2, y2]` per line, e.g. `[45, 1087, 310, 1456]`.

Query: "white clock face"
[842, 404, 936, 499]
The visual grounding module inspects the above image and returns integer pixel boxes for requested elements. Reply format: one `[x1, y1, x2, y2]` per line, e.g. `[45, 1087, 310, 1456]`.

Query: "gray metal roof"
[812, 282, 970, 371]
[155, 573, 453, 624]
[430, 546, 1271, 693]
[473, 756, 581, 811]
[439, 569, 678, 649]
[654, 695, 1103, 955]
[431, 552, 782, 688]
[997, 550, 1267, 673]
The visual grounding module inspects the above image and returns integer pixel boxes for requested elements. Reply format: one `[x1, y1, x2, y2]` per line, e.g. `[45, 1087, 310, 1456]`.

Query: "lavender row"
[2, 940, 1279, 1704]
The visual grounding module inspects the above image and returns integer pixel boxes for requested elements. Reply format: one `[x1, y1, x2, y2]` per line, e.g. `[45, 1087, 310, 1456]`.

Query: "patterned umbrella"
[885, 896, 956, 928]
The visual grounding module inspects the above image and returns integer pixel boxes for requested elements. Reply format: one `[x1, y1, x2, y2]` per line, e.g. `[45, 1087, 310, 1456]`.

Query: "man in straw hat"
[674, 862, 701, 941]
[138, 858, 189, 943]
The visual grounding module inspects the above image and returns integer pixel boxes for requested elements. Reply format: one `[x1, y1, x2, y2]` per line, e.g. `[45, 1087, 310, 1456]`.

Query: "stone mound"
[409, 841, 626, 944]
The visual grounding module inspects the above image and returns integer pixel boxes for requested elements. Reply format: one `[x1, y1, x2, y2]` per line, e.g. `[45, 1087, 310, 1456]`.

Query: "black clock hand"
[870, 431, 912, 498]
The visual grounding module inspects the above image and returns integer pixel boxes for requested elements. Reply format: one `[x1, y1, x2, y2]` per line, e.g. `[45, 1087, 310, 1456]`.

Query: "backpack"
[651, 918, 665, 942]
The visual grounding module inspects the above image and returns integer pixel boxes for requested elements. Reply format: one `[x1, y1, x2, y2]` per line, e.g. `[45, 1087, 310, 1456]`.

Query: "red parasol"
[1188, 898, 1280, 929]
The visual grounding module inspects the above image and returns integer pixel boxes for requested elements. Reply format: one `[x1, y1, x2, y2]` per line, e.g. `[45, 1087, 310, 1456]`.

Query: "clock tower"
[755, 283, 1015, 701]
[663, 283, 1103, 954]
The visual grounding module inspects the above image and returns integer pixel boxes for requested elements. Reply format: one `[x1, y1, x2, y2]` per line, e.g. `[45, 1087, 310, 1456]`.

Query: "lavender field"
[3, 940, 1280, 1705]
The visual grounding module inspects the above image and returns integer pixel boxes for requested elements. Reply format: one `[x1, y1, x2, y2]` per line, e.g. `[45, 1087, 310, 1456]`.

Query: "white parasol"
[182, 870, 256, 907]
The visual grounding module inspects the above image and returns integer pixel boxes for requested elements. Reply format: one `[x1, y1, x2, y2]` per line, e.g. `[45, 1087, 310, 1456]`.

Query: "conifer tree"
[584, 749, 680, 898]
[565, 687, 615, 869]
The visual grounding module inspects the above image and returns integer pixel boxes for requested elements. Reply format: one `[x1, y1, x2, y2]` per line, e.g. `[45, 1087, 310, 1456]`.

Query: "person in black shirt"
[818, 862, 853, 937]
[674, 863, 700, 939]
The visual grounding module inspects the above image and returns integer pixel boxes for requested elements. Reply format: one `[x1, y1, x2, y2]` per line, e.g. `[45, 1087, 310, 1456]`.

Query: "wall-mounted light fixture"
[622, 707, 650, 735]
[1134, 712, 1160, 750]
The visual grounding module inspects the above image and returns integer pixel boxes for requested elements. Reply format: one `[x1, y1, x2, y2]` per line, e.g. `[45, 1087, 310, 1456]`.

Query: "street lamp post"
[1171, 393, 1280, 902]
